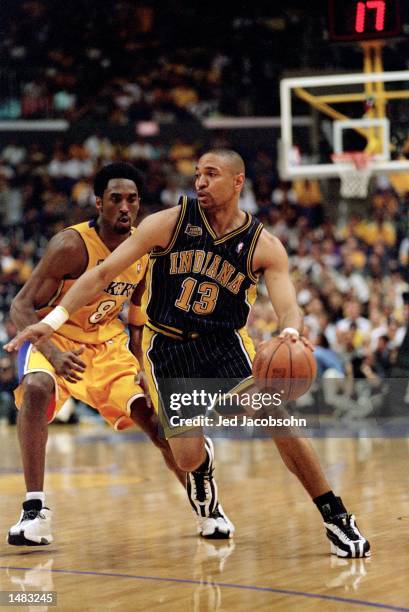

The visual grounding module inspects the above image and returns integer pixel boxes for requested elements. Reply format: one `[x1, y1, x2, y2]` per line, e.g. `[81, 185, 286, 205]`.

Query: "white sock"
[26, 491, 45, 506]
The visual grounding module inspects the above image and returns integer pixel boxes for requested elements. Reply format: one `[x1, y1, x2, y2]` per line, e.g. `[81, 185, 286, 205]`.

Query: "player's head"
[94, 163, 143, 234]
[195, 149, 245, 210]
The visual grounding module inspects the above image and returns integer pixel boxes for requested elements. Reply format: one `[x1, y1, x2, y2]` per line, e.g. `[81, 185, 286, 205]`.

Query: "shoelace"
[331, 514, 360, 541]
[209, 507, 223, 520]
[192, 466, 214, 502]
[21, 509, 41, 521]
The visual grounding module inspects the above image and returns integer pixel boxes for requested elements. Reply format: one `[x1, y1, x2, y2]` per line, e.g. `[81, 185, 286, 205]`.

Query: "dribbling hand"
[277, 331, 315, 352]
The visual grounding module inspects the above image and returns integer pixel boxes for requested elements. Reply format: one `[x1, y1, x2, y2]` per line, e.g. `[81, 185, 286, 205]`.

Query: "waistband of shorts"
[146, 320, 202, 341]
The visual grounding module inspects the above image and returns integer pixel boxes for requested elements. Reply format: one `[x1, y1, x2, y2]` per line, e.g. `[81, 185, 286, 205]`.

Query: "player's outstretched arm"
[4, 207, 181, 351]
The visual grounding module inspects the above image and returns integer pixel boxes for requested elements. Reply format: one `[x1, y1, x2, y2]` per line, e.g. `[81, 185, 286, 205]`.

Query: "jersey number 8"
[89, 299, 116, 324]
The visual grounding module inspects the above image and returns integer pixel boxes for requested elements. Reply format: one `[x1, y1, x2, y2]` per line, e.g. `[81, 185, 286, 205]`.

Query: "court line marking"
[1, 566, 408, 611]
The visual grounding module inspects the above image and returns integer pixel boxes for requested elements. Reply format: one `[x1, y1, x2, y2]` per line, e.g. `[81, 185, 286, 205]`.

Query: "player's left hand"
[278, 331, 315, 351]
[278, 330, 299, 343]
[3, 322, 54, 352]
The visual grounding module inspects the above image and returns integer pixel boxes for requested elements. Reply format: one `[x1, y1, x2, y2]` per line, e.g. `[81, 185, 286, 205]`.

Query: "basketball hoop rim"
[331, 151, 374, 170]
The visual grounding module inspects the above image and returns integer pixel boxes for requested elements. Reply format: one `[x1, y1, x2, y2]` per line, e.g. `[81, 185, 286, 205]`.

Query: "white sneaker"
[196, 504, 235, 539]
[7, 500, 53, 546]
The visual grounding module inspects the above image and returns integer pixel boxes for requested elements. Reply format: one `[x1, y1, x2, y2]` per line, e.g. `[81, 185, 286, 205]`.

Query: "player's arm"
[8, 230, 87, 381]
[127, 268, 147, 365]
[252, 230, 304, 340]
[127, 269, 151, 405]
[4, 207, 181, 350]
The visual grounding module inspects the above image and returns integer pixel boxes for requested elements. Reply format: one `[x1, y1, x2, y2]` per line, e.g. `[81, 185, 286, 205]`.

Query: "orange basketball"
[252, 337, 317, 402]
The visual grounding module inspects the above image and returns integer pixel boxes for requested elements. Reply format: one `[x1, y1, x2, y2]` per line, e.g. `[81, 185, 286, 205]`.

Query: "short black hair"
[202, 149, 245, 174]
[93, 162, 144, 198]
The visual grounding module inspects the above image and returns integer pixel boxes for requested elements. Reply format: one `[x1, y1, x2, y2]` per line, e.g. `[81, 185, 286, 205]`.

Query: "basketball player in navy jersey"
[5, 150, 370, 557]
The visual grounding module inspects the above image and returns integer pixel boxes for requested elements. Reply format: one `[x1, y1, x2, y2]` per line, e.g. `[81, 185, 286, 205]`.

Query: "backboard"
[279, 70, 409, 180]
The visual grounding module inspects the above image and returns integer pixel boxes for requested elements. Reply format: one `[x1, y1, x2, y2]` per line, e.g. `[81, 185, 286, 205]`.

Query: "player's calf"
[130, 399, 186, 485]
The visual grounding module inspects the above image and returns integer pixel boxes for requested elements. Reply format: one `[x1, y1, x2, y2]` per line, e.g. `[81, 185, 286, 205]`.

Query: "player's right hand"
[50, 347, 86, 384]
[3, 322, 54, 352]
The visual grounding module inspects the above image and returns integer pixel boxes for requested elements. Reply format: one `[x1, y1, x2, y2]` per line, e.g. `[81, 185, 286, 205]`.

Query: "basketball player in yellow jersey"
[6, 150, 370, 557]
[6, 162, 233, 546]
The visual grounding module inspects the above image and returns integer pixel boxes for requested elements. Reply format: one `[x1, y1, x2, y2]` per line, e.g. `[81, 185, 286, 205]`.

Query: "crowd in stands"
[3, 1, 408, 122]
[0, 0, 270, 121]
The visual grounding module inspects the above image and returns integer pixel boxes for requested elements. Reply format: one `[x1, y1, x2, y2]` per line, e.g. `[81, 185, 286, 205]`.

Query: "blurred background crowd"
[3, 0, 407, 124]
[1, 0, 409, 423]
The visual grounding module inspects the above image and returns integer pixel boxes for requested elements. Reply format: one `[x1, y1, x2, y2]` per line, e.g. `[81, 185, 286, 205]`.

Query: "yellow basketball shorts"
[14, 332, 145, 430]
[142, 325, 255, 437]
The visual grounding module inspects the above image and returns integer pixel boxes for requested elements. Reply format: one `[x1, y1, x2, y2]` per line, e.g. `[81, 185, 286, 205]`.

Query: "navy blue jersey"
[144, 196, 263, 333]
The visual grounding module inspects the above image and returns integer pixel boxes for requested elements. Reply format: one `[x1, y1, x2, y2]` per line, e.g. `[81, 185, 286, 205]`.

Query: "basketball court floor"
[0, 424, 408, 611]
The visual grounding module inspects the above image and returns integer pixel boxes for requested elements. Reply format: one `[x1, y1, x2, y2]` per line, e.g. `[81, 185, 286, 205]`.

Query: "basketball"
[252, 337, 317, 402]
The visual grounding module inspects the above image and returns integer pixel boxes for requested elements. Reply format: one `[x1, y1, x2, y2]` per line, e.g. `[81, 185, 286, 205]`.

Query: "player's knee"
[22, 373, 54, 409]
[173, 450, 203, 472]
[169, 437, 205, 471]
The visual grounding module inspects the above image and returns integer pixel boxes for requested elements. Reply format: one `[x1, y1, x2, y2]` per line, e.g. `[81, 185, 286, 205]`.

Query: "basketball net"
[331, 152, 373, 199]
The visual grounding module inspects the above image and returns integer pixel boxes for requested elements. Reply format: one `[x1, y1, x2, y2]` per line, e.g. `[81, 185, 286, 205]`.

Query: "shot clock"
[328, 0, 402, 41]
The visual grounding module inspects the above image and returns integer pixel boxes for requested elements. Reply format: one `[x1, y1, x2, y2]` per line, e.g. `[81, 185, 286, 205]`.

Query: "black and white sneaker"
[7, 500, 53, 546]
[187, 437, 217, 517]
[324, 512, 370, 558]
[187, 437, 235, 539]
[196, 505, 235, 539]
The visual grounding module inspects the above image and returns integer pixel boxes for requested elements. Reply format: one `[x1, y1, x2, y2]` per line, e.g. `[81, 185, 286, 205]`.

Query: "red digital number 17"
[355, 0, 386, 33]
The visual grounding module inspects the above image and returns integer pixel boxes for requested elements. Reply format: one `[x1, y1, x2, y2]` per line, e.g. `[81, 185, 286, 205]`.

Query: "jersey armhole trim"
[247, 223, 263, 284]
[45, 280, 65, 309]
[150, 196, 188, 257]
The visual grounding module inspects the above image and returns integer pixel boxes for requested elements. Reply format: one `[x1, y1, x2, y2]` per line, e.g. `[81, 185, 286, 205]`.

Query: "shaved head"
[200, 149, 245, 175]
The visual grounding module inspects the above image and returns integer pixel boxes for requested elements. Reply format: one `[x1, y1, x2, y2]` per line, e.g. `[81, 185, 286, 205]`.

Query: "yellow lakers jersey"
[37, 220, 147, 344]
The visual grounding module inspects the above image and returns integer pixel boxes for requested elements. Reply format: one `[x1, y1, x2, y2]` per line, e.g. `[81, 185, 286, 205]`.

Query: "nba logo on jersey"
[136, 263, 142, 272]
[185, 224, 202, 237]
[236, 242, 244, 254]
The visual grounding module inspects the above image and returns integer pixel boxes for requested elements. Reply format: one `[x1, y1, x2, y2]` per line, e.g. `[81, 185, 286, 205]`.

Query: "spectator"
[313, 333, 345, 378]
[372, 335, 392, 378]
[335, 300, 372, 336]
